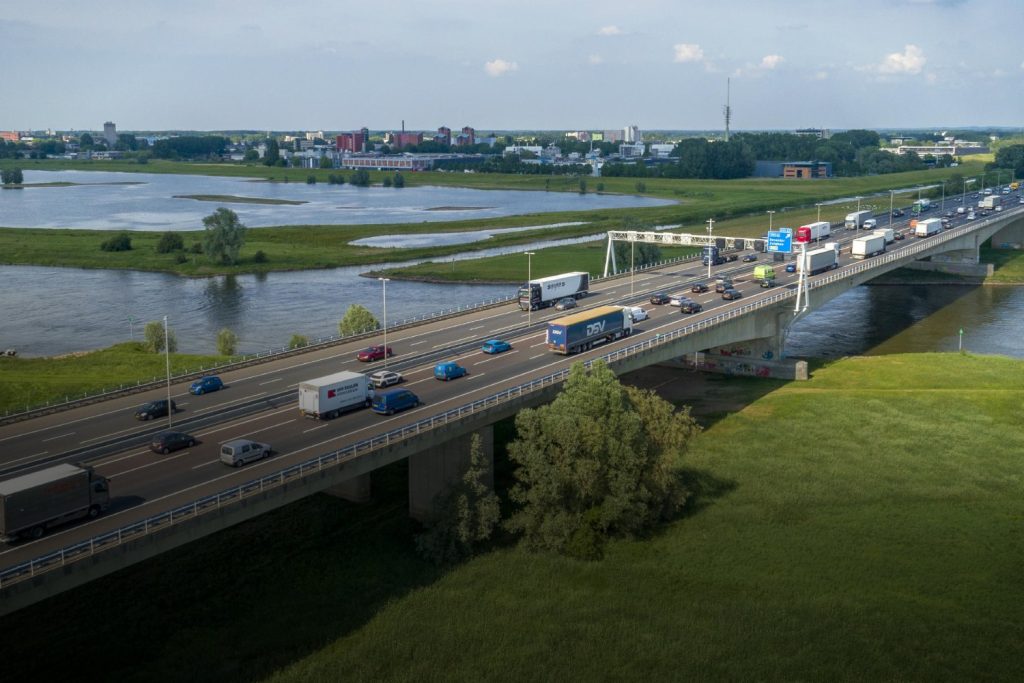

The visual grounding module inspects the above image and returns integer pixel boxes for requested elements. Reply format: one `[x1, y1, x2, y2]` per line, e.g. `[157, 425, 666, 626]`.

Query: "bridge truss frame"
[603, 230, 765, 277]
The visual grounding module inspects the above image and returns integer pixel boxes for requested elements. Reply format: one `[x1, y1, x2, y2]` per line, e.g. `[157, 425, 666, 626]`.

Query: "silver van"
[220, 439, 272, 467]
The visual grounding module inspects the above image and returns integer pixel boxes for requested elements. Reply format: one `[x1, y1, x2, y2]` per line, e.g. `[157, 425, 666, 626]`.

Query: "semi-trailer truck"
[844, 210, 874, 229]
[798, 246, 840, 275]
[0, 463, 110, 542]
[796, 221, 831, 242]
[298, 370, 373, 419]
[518, 272, 589, 311]
[547, 305, 632, 355]
[915, 218, 943, 237]
[851, 234, 886, 259]
[872, 228, 895, 244]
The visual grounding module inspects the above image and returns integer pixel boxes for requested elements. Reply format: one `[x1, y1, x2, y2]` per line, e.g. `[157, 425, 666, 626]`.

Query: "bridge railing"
[1, 210, 1014, 589]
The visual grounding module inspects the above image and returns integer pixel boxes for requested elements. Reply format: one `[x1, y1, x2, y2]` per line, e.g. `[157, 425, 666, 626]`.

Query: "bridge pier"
[902, 231, 993, 277]
[408, 425, 494, 522]
[989, 213, 1024, 249]
[325, 473, 372, 504]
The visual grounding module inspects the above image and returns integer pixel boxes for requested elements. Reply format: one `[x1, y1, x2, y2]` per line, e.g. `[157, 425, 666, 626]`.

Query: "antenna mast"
[723, 78, 732, 142]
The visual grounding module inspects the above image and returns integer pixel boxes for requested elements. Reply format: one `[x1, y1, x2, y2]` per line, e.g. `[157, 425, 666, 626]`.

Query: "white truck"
[298, 370, 373, 419]
[979, 196, 1001, 210]
[851, 234, 886, 259]
[872, 228, 895, 244]
[518, 271, 589, 311]
[0, 463, 110, 542]
[844, 210, 874, 230]
[915, 218, 943, 237]
[798, 245, 840, 275]
[797, 221, 831, 242]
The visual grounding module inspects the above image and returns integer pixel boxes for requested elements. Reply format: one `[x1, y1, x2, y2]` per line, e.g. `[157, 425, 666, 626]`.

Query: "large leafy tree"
[506, 361, 698, 559]
[143, 320, 177, 353]
[201, 208, 247, 265]
[338, 304, 379, 336]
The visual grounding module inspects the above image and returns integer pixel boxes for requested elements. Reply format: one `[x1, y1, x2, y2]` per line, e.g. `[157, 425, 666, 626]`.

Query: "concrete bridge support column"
[408, 425, 494, 522]
[990, 214, 1024, 248]
[904, 235, 993, 277]
[325, 473, 372, 504]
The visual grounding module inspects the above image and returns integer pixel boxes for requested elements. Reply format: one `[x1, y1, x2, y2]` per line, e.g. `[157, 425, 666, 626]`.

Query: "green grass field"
[2, 353, 1021, 682]
[0, 342, 231, 414]
[0, 159, 985, 277]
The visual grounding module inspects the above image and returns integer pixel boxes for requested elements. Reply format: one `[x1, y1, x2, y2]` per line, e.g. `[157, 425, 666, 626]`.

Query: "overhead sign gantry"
[602, 229, 767, 277]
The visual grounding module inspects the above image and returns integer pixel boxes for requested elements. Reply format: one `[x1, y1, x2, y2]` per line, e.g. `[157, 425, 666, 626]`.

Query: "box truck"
[298, 370, 373, 419]
[872, 228, 895, 244]
[796, 221, 831, 242]
[912, 198, 931, 215]
[851, 234, 886, 259]
[979, 196, 1001, 210]
[844, 210, 873, 229]
[753, 265, 776, 282]
[0, 463, 110, 542]
[547, 305, 632, 355]
[798, 246, 840, 275]
[915, 218, 943, 237]
[518, 272, 589, 311]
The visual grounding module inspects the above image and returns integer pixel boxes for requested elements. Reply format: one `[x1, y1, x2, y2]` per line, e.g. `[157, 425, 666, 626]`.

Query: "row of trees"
[142, 321, 237, 355]
[151, 136, 229, 160]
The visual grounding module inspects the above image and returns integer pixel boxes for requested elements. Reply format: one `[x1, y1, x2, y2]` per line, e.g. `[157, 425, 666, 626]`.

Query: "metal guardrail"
[1, 210, 1016, 590]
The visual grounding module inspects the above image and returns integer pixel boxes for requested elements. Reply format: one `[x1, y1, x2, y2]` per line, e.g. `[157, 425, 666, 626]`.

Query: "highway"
[1, 189, 1021, 571]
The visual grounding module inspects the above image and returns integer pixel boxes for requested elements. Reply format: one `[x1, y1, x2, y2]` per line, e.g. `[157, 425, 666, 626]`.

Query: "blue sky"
[1, 0, 1021, 131]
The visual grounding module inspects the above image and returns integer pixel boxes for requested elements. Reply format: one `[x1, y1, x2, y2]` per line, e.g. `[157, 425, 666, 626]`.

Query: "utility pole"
[706, 218, 715, 281]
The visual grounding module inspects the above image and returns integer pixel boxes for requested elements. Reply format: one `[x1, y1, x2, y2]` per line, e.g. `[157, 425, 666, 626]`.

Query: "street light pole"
[816, 203, 822, 222]
[767, 210, 776, 233]
[163, 315, 172, 428]
[705, 218, 714, 281]
[378, 277, 389, 368]
[889, 190, 894, 232]
[855, 196, 862, 230]
[630, 239, 635, 296]
[941, 181, 945, 212]
[524, 251, 535, 327]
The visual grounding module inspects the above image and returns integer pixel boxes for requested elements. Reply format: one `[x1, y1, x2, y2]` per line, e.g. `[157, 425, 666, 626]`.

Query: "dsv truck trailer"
[518, 272, 589, 311]
[298, 370, 373, 419]
[0, 463, 110, 542]
[547, 305, 633, 355]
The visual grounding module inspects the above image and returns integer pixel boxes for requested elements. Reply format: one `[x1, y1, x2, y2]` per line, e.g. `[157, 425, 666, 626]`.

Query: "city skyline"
[1, 0, 1022, 131]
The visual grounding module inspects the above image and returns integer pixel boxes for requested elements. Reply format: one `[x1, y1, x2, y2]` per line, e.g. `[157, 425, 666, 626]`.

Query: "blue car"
[785, 263, 797, 273]
[434, 361, 468, 381]
[372, 389, 420, 415]
[481, 339, 511, 354]
[189, 375, 224, 395]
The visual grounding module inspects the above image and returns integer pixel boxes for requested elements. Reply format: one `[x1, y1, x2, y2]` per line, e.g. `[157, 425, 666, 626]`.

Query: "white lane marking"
[530, 341, 546, 348]
[192, 460, 220, 470]
[303, 423, 332, 433]
[465, 373, 483, 380]
[469, 325, 485, 331]
[41, 432, 74, 443]
[530, 353, 546, 359]
[109, 450, 191, 479]
[191, 392, 269, 415]
[473, 357, 496, 365]
[237, 419, 295, 439]
[410, 340, 427, 346]
[258, 377, 283, 386]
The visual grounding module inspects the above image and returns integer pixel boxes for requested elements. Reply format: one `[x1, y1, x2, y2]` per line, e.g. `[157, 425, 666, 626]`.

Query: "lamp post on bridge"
[767, 210, 776, 233]
[888, 190, 895, 233]
[524, 251, 535, 328]
[855, 196, 863, 230]
[630, 238, 635, 296]
[163, 315, 172, 429]
[816, 203, 822, 222]
[378, 277, 390, 369]
[705, 218, 714, 282]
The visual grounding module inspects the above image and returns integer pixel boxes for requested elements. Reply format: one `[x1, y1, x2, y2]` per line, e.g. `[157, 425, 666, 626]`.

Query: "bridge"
[1, 201, 1022, 615]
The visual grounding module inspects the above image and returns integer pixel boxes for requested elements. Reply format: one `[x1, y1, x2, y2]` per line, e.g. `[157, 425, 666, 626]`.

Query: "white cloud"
[813, 70, 828, 80]
[925, 72, 938, 84]
[1020, 60, 1024, 69]
[673, 43, 704, 63]
[484, 58, 518, 77]
[588, 54, 603, 65]
[760, 54, 784, 70]
[597, 25, 621, 36]
[878, 44, 926, 74]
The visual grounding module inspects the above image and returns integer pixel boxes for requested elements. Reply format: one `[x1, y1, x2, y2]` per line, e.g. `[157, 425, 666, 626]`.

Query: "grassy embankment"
[2, 353, 1022, 681]
[0, 158, 984, 277]
[0, 342, 231, 415]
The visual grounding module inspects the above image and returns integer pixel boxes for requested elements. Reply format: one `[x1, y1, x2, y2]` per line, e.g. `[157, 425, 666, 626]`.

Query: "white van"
[625, 306, 648, 322]
[220, 439, 272, 467]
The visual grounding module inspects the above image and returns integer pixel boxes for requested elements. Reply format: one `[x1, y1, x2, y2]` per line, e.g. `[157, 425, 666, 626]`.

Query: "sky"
[1, 0, 1022, 132]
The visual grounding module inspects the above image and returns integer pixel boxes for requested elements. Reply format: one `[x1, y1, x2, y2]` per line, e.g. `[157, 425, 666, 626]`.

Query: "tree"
[415, 433, 502, 565]
[319, 155, 333, 169]
[243, 149, 259, 162]
[1, 168, 23, 185]
[263, 138, 280, 167]
[382, 175, 392, 188]
[100, 233, 132, 252]
[288, 334, 309, 349]
[506, 361, 697, 559]
[338, 304, 379, 336]
[578, 178, 587, 194]
[79, 132, 94, 148]
[613, 241, 662, 271]
[350, 169, 371, 187]
[202, 208, 247, 265]
[306, 175, 316, 184]
[393, 172, 405, 188]
[143, 320, 178, 353]
[217, 328, 238, 355]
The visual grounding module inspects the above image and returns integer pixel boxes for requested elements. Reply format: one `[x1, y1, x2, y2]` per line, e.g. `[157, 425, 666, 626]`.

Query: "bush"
[100, 233, 133, 252]
[306, 175, 316, 184]
[328, 174, 345, 185]
[382, 176, 392, 188]
[635, 181, 647, 193]
[288, 334, 309, 349]
[578, 178, 587, 194]
[174, 253, 188, 264]
[596, 182, 605, 192]
[143, 320, 177, 353]
[393, 172, 405, 188]
[189, 242, 203, 254]
[252, 250, 268, 263]
[156, 232, 185, 254]
[339, 304, 380, 336]
[217, 328, 238, 356]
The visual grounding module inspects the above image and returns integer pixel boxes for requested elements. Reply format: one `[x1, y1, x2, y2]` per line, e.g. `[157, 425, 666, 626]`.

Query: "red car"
[357, 345, 394, 362]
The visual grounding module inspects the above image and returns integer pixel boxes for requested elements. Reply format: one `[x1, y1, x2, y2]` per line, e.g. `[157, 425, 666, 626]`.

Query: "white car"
[862, 219, 877, 230]
[626, 306, 649, 322]
[368, 370, 403, 388]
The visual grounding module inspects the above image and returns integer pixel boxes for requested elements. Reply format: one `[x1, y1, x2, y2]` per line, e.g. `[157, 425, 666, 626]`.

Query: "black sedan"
[680, 301, 703, 314]
[721, 288, 743, 301]
[649, 292, 672, 305]
[742, 253, 758, 262]
[690, 283, 708, 294]
[150, 431, 197, 454]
